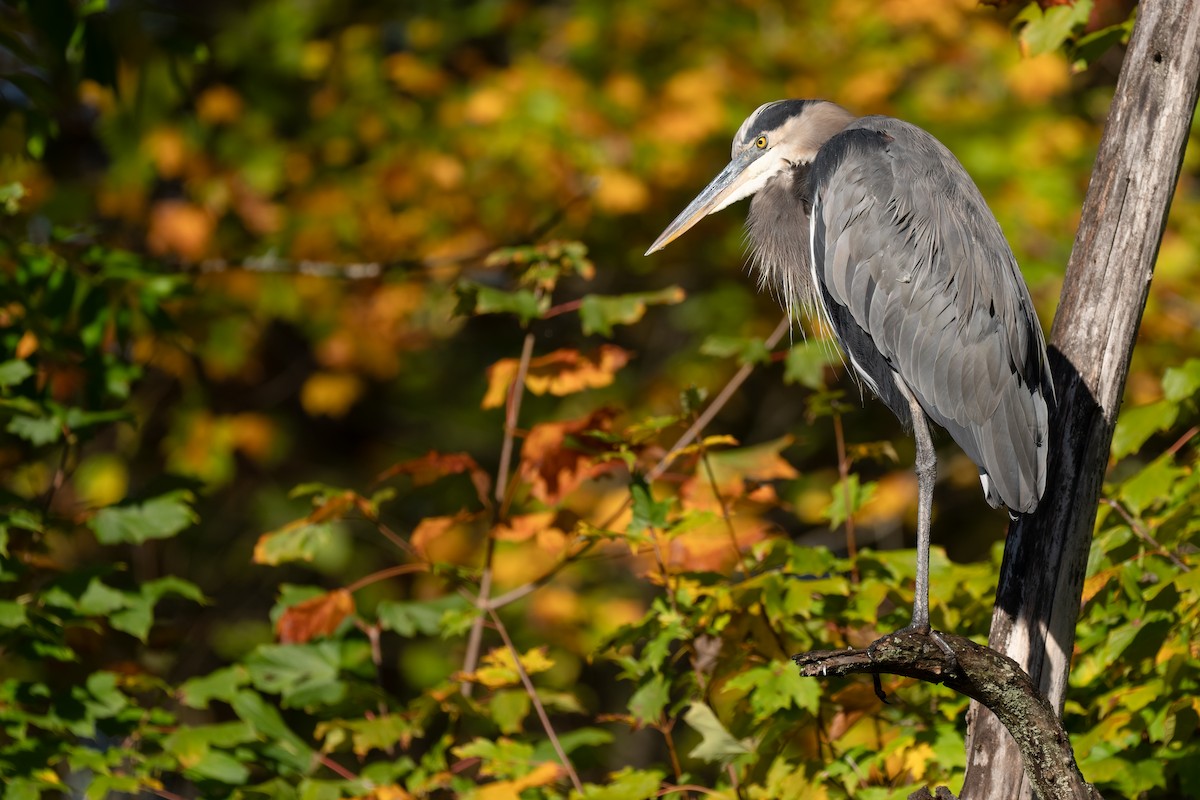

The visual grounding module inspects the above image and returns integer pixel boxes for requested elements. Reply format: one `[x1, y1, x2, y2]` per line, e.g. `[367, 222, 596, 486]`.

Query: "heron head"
[645, 99, 855, 255]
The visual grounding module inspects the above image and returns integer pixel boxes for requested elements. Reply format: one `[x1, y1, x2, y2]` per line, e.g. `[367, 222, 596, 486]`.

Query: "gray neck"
[747, 163, 820, 321]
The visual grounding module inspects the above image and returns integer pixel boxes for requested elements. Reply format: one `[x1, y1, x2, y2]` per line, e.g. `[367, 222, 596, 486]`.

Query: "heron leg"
[892, 377, 936, 631]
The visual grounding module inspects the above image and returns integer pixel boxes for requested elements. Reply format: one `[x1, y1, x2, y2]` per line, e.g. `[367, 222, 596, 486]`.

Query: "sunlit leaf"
[374, 451, 491, 506]
[683, 702, 754, 764]
[1016, 0, 1093, 56]
[1112, 400, 1178, 460]
[517, 408, 620, 504]
[483, 346, 632, 409]
[253, 522, 338, 566]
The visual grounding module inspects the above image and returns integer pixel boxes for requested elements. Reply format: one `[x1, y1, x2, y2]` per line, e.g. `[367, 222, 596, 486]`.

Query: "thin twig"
[1101, 498, 1190, 570]
[463, 330, 537, 697]
[656, 785, 730, 798]
[313, 752, 362, 783]
[152, 789, 190, 800]
[1165, 425, 1200, 457]
[832, 411, 860, 582]
[360, 622, 392, 726]
[487, 607, 583, 793]
[660, 722, 686, 790]
[698, 438, 740, 560]
[344, 563, 429, 594]
[647, 316, 790, 482]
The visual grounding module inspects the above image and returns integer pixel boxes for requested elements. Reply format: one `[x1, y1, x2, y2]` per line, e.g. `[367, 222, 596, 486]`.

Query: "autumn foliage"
[0, 1, 1198, 799]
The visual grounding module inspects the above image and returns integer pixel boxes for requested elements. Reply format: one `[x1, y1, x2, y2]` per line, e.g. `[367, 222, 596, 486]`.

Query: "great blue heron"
[646, 100, 1053, 636]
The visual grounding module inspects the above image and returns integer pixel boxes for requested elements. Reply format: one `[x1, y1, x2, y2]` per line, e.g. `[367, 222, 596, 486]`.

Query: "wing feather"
[809, 117, 1052, 513]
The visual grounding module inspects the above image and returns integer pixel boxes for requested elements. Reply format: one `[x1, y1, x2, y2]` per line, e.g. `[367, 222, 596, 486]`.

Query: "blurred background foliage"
[1, 0, 1199, 797]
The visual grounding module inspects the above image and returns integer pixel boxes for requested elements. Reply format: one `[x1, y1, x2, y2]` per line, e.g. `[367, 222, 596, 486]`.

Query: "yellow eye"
[756, 135, 768, 149]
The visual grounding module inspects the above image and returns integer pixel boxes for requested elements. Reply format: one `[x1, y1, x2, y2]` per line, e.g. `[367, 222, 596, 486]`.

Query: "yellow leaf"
[301, 372, 364, 418]
[1005, 52, 1070, 104]
[594, 168, 650, 215]
[474, 763, 562, 800]
[1081, 566, 1121, 604]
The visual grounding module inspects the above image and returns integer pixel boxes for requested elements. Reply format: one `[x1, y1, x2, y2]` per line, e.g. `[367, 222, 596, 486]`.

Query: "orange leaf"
[493, 512, 556, 543]
[411, 511, 478, 560]
[375, 451, 492, 507]
[482, 346, 632, 410]
[15, 330, 38, 359]
[518, 408, 620, 505]
[147, 200, 214, 261]
[276, 589, 355, 644]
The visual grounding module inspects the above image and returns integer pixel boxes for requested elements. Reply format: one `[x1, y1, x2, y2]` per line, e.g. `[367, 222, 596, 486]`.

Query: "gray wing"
[809, 117, 1052, 514]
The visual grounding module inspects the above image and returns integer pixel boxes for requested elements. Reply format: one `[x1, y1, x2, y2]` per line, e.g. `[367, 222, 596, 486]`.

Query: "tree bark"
[961, 1, 1200, 797]
[793, 631, 1101, 800]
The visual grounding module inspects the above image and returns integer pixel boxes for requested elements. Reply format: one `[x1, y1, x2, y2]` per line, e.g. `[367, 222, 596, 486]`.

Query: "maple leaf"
[517, 408, 621, 505]
[276, 589, 355, 644]
[482, 345, 632, 409]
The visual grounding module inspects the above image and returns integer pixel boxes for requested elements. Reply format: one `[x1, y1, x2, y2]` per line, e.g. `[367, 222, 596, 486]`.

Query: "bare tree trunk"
[961, 0, 1200, 797]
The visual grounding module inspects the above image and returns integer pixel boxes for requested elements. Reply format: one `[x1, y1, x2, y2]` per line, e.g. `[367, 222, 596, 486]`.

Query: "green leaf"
[629, 480, 671, 535]
[628, 672, 670, 725]
[188, 750, 251, 784]
[700, 334, 771, 366]
[246, 642, 346, 709]
[1112, 400, 1178, 460]
[456, 283, 549, 325]
[7, 413, 61, 445]
[726, 663, 822, 721]
[0, 600, 27, 628]
[825, 474, 876, 528]
[78, 578, 128, 615]
[783, 341, 834, 390]
[85, 671, 128, 717]
[0, 359, 33, 389]
[376, 595, 470, 637]
[579, 287, 685, 337]
[180, 666, 250, 709]
[1017, 0, 1093, 56]
[89, 490, 197, 545]
[1162, 358, 1200, 403]
[1118, 454, 1184, 515]
[683, 702, 754, 764]
[574, 768, 665, 800]
[230, 690, 313, 772]
[253, 522, 339, 566]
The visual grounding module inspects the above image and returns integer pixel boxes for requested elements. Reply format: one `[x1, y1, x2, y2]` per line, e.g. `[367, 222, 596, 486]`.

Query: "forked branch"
[792, 632, 1101, 800]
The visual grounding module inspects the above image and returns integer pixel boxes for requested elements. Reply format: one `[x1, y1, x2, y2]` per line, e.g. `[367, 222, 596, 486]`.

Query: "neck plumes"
[747, 163, 821, 324]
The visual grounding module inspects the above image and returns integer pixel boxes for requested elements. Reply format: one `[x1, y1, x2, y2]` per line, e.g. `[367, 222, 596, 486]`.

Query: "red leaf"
[277, 589, 355, 644]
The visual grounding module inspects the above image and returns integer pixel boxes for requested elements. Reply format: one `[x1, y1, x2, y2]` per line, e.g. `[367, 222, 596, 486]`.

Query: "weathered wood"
[961, 0, 1200, 797]
[792, 631, 1101, 800]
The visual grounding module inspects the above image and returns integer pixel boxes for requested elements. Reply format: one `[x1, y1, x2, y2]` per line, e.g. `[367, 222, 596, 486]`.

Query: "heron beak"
[644, 151, 757, 255]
